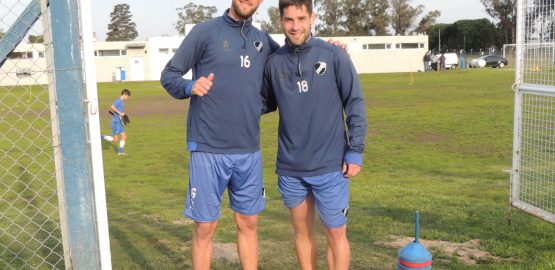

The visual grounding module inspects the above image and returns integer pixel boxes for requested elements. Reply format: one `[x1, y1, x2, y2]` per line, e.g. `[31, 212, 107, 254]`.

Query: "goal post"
[47, 0, 111, 268]
[0, 0, 111, 268]
[511, 0, 555, 225]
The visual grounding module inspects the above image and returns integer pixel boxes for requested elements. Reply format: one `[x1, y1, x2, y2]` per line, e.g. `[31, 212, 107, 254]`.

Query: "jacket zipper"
[295, 47, 302, 77]
[241, 21, 247, 50]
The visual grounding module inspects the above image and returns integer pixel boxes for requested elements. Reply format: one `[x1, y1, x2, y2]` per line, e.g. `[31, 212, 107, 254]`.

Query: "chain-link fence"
[512, 0, 555, 224]
[0, 0, 65, 268]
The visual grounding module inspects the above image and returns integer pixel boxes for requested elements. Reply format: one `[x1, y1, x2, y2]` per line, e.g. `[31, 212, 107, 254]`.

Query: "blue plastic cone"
[397, 211, 432, 270]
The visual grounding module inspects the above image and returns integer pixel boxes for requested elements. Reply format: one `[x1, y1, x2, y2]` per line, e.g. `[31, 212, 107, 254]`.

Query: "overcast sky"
[91, 0, 493, 41]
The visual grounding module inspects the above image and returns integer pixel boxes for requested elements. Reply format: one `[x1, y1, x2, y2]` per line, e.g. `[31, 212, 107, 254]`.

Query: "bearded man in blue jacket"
[160, 0, 279, 269]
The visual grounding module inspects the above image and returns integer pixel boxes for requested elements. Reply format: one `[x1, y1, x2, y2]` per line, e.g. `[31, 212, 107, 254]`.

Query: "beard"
[231, 0, 258, 20]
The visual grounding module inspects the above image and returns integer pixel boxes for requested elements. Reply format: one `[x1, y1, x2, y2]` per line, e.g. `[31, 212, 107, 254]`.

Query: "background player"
[102, 89, 131, 156]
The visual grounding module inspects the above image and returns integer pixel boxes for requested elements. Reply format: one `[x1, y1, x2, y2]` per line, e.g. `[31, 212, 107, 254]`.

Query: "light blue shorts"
[278, 171, 350, 228]
[111, 118, 125, 136]
[183, 151, 265, 222]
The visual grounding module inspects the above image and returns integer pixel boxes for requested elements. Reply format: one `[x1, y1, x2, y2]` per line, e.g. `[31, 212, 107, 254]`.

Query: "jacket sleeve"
[335, 49, 367, 164]
[267, 34, 281, 54]
[261, 64, 277, 114]
[160, 24, 207, 99]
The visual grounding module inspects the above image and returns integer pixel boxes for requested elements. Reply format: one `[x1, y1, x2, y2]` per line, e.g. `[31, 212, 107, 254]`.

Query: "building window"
[26, 52, 34, 59]
[121, 50, 127, 56]
[159, 48, 169, 54]
[363, 43, 391, 50]
[8, 52, 25, 59]
[38, 52, 45, 58]
[399, 43, 420, 49]
[97, 50, 122, 56]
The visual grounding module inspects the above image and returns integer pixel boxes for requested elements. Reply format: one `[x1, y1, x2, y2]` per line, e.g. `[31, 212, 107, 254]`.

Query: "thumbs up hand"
[192, 73, 215, 97]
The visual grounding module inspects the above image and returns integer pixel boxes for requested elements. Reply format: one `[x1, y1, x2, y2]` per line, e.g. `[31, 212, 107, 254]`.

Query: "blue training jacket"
[262, 37, 368, 177]
[160, 10, 279, 154]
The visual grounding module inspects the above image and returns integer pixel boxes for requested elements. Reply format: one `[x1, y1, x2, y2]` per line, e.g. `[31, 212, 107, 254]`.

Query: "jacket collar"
[285, 34, 316, 53]
[223, 9, 253, 29]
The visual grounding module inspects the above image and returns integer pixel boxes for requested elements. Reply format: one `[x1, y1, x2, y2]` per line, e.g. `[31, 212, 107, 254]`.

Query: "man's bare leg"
[192, 221, 218, 270]
[323, 225, 350, 270]
[290, 194, 318, 270]
[235, 212, 259, 270]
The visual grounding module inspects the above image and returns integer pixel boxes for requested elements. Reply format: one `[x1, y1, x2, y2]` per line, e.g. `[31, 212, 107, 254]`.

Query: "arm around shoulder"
[335, 50, 368, 157]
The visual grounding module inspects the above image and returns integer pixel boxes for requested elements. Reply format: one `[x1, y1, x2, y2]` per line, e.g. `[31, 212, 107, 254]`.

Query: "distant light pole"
[438, 28, 441, 52]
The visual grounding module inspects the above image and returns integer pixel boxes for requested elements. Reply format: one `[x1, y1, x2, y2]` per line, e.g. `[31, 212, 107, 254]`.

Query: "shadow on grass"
[101, 138, 118, 153]
[108, 192, 192, 269]
[110, 224, 156, 270]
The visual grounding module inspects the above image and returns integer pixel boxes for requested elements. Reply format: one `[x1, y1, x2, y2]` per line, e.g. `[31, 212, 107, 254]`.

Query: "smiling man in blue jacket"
[160, 0, 280, 269]
[262, 0, 367, 269]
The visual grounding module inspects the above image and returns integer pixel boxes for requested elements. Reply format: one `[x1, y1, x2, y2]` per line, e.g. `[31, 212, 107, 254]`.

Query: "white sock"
[119, 140, 125, 150]
[103, 135, 113, 142]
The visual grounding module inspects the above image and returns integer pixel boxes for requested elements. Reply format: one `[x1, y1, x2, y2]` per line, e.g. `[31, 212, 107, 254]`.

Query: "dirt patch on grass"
[142, 214, 162, 222]
[126, 96, 188, 117]
[376, 236, 515, 265]
[419, 132, 449, 144]
[213, 243, 239, 263]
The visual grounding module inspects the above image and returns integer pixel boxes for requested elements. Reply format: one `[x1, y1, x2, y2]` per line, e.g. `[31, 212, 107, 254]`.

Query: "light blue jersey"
[111, 98, 124, 135]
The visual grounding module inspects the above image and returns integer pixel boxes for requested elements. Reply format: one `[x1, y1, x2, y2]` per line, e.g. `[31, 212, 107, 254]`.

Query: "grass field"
[96, 68, 555, 270]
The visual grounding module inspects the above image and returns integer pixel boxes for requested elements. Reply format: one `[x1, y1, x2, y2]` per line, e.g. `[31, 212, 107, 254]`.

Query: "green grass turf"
[96, 68, 555, 269]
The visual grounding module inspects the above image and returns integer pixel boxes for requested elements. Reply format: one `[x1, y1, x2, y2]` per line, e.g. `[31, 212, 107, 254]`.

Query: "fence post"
[48, 0, 102, 268]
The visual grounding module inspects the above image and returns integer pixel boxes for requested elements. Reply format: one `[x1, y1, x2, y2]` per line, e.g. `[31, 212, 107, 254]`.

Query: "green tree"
[428, 19, 502, 52]
[315, 0, 378, 36]
[28, 35, 44, 43]
[342, 0, 372, 35]
[175, 3, 217, 35]
[415, 10, 441, 34]
[427, 23, 449, 51]
[368, 0, 390, 35]
[389, 0, 424, 35]
[314, 0, 345, 36]
[261, 6, 281, 34]
[480, 0, 516, 43]
[106, 4, 138, 41]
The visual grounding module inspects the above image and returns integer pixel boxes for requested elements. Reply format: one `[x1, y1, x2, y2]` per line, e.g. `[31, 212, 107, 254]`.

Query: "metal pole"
[79, 0, 112, 268]
[48, 0, 102, 268]
[439, 29, 441, 52]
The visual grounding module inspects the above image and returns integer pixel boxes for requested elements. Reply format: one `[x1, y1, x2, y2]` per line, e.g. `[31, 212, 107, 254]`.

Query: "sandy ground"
[376, 236, 516, 265]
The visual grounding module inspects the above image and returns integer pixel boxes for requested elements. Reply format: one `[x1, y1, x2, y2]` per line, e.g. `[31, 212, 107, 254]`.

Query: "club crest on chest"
[254, 41, 263, 52]
[315, 61, 327, 75]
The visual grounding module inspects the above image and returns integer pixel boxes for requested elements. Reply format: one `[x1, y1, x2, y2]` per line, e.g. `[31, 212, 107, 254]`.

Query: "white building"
[0, 31, 428, 86]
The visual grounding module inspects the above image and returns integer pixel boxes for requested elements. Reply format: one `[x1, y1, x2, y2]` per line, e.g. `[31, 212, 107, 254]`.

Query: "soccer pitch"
[97, 69, 555, 269]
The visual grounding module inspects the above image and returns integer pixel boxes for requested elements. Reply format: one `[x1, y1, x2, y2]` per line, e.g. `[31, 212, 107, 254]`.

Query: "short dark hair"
[121, 89, 131, 96]
[279, 0, 313, 17]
